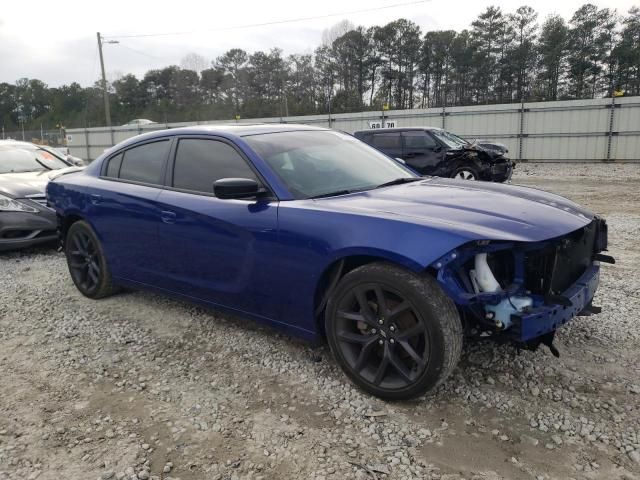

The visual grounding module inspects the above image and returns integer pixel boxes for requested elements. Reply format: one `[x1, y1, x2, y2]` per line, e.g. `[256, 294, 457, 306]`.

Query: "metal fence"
[2, 128, 67, 148]
[66, 96, 640, 162]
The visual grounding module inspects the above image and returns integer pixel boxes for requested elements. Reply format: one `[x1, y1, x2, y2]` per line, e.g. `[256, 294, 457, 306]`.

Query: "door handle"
[160, 210, 177, 224]
[90, 194, 102, 205]
[404, 152, 416, 158]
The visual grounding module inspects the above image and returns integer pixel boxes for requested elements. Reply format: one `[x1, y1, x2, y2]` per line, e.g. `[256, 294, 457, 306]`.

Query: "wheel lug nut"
[378, 319, 384, 325]
[378, 339, 384, 345]
[389, 326, 395, 332]
[390, 338, 395, 344]
[371, 328, 377, 334]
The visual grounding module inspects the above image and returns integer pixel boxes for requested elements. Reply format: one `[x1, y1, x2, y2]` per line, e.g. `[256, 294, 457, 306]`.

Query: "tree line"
[1, 3, 639, 132]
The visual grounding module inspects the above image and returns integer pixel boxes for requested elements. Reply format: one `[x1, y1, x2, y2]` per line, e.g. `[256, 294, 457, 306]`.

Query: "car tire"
[65, 220, 117, 299]
[452, 165, 479, 181]
[325, 262, 463, 400]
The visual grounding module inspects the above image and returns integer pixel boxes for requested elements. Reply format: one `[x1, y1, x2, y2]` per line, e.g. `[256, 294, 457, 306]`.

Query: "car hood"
[311, 178, 594, 242]
[446, 143, 505, 161]
[0, 168, 78, 197]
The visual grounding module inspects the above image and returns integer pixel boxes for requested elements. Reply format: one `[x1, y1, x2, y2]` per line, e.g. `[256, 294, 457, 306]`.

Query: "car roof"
[99, 123, 331, 158]
[0, 140, 43, 149]
[117, 123, 328, 145]
[354, 127, 444, 134]
[0, 139, 36, 146]
[173, 123, 326, 136]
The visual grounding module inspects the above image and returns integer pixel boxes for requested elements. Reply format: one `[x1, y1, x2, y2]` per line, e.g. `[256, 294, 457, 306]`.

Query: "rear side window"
[172, 139, 257, 194]
[355, 133, 372, 144]
[402, 131, 437, 149]
[118, 141, 170, 184]
[105, 153, 123, 177]
[371, 133, 401, 149]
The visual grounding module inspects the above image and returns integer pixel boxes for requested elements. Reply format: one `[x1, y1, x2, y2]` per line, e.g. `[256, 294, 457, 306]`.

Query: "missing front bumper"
[509, 264, 600, 342]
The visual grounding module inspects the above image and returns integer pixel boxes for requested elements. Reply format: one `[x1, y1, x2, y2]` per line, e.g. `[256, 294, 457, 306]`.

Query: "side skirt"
[112, 276, 321, 343]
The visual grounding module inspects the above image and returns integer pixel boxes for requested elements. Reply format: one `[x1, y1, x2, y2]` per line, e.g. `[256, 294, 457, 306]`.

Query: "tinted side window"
[371, 133, 401, 149]
[356, 133, 372, 144]
[119, 141, 170, 184]
[105, 153, 123, 177]
[173, 139, 257, 194]
[402, 131, 437, 149]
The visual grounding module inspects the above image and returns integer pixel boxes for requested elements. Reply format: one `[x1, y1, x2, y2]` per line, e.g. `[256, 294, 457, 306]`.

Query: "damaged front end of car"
[446, 144, 514, 182]
[430, 217, 613, 355]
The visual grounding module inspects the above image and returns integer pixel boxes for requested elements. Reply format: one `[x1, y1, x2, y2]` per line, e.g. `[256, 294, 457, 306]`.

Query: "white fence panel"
[67, 96, 640, 162]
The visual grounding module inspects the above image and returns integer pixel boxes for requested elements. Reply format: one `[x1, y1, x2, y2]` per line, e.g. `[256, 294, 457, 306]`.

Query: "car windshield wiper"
[309, 189, 356, 199]
[310, 178, 421, 198]
[4, 169, 45, 173]
[33, 157, 53, 171]
[375, 177, 422, 189]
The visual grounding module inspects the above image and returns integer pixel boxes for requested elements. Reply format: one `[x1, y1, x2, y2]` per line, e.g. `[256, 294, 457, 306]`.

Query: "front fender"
[276, 204, 474, 334]
[280, 204, 473, 275]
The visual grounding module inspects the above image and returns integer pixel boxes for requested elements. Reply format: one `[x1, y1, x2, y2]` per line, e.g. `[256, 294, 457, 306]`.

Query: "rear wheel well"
[58, 214, 84, 246]
[314, 255, 427, 337]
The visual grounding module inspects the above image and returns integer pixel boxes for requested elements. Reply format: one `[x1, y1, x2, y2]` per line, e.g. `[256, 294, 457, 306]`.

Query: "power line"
[116, 43, 164, 61]
[89, 42, 99, 81]
[104, 0, 429, 39]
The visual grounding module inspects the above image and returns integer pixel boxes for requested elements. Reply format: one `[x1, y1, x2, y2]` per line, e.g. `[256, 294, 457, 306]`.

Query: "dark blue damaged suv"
[47, 124, 610, 399]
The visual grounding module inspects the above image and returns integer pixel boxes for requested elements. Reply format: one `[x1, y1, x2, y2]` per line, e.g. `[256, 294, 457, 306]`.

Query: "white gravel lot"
[0, 163, 639, 480]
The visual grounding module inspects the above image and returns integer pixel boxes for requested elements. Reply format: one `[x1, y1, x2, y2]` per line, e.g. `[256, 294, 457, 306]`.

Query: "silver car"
[0, 141, 81, 251]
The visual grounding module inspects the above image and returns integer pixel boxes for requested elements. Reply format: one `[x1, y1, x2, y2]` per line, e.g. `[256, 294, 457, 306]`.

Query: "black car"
[476, 140, 509, 156]
[353, 127, 514, 182]
[0, 140, 80, 251]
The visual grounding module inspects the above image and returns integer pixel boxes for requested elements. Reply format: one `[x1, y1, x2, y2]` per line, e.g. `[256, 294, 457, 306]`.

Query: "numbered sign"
[367, 121, 396, 129]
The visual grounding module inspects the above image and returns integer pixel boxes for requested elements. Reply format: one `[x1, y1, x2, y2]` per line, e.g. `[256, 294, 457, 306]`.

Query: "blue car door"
[88, 139, 171, 284]
[155, 136, 280, 319]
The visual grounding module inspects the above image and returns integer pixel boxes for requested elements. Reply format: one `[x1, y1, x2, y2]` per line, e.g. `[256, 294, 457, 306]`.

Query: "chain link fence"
[1, 127, 68, 149]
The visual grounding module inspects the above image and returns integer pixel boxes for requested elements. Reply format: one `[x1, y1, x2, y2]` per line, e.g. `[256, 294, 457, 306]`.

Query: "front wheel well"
[313, 255, 430, 337]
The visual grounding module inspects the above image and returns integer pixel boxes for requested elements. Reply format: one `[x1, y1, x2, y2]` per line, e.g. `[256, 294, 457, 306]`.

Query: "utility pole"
[97, 33, 111, 129]
[327, 87, 332, 128]
[97, 32, 119, 144]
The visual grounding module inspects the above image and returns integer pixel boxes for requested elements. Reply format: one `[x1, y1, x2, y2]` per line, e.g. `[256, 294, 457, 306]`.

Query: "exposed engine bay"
[431, 217, 613, 355]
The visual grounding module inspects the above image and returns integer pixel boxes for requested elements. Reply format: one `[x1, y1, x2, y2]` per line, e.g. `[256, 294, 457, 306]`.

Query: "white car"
[0, 140, 84, 166]
[122, 119, 156, 127]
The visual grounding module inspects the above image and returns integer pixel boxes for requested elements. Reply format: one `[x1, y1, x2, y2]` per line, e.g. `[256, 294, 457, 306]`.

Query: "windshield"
[0, 146, 70, 174]
[245, 130, 417, 199]
[39, 145, 69, 160]
[431, 129, 469, 149]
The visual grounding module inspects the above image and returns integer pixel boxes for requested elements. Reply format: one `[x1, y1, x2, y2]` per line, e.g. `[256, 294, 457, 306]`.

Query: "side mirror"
[213, 178, 261, 199]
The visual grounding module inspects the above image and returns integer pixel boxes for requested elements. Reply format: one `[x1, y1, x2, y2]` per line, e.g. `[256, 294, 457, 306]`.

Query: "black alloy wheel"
[326, 263, 463, 400]
[65, 221, 116, 299]
[334, 284, 429, 389]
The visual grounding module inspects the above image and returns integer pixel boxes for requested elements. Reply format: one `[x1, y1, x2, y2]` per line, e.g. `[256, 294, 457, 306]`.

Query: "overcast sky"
[1, 0, 636, 87]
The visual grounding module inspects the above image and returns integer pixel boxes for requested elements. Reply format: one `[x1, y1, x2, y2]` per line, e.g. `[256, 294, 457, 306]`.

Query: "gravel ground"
[0, 163, 639, 480]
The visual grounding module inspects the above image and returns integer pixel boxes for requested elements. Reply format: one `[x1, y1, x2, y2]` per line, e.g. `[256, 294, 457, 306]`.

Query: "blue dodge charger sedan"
[47, 124, 611, 399]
